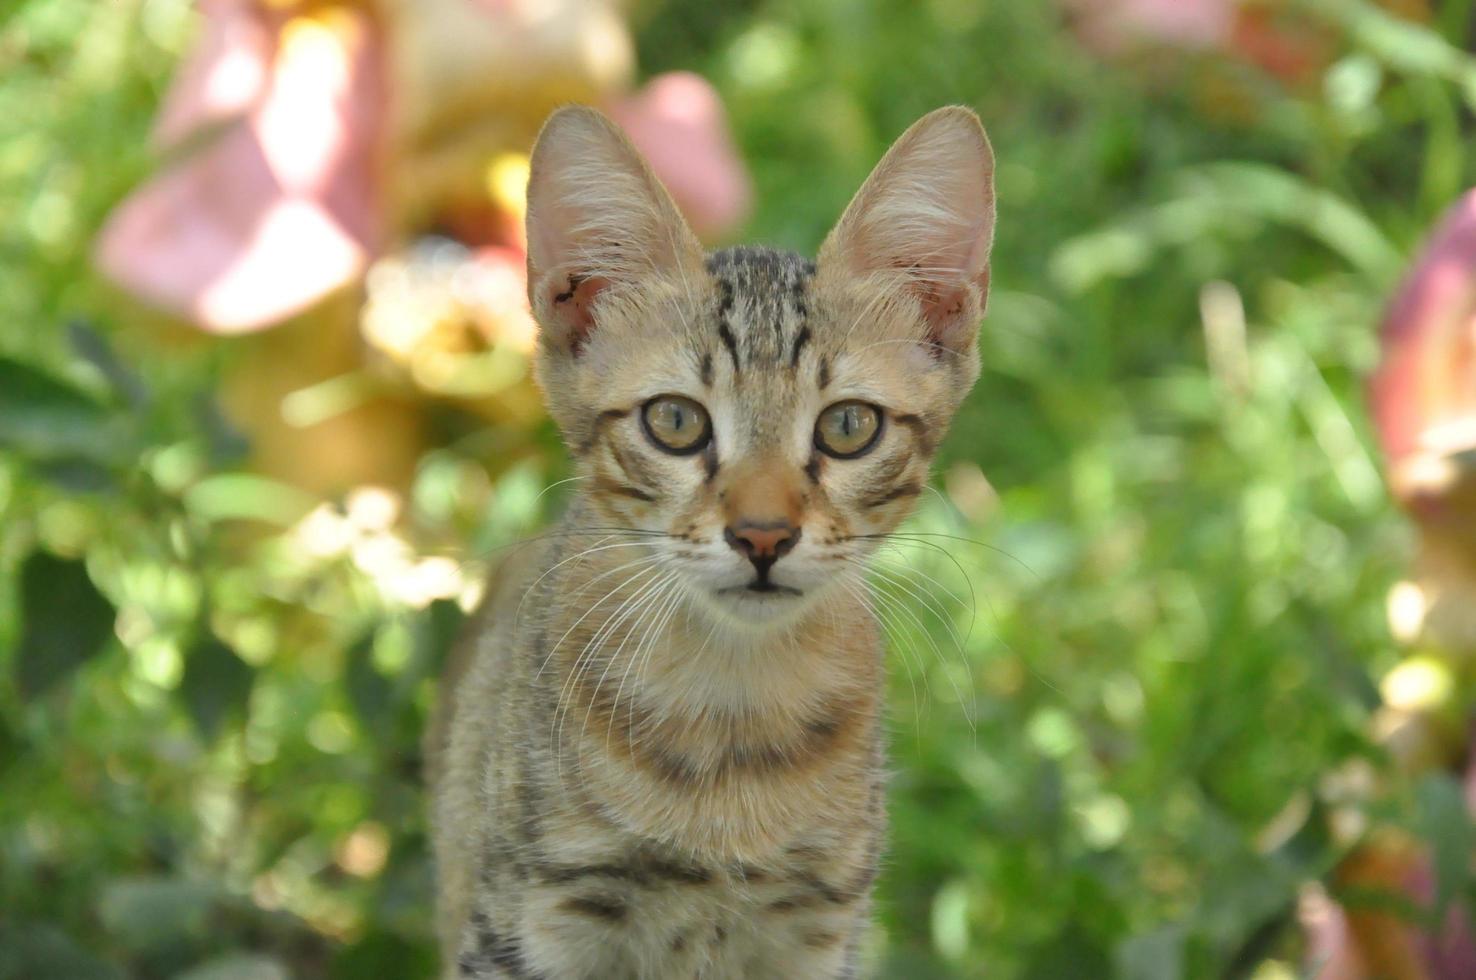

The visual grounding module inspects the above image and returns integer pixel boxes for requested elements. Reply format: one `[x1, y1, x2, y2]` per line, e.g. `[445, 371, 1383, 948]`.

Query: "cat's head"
[525, 105, 994, 627]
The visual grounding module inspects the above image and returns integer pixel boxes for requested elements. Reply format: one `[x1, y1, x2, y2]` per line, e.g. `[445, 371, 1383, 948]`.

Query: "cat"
[430, 103, 995, 979]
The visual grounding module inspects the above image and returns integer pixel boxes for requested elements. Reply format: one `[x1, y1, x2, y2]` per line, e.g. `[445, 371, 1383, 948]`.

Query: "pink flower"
[151, 0, 273, 150]
[96, 3, 751, 335]
[608, 72, 751, 240]
[1370, 189, 1476, 504]
[1067, 0, 1237, 54]
[95, 3, 385, 334]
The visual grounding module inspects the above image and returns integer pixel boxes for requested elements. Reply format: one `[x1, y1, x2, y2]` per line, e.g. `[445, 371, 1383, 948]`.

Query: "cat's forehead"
[702, 245, 817, 373]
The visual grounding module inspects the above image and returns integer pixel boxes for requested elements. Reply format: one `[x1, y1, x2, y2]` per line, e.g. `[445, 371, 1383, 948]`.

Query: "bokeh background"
[4, 0, 1476, 977]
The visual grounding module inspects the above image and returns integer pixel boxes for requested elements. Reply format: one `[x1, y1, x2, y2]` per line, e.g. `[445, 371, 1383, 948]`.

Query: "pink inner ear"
[545, 274, 611, 356]
[909, 262, 989, 357]
[918, 282, 970, 357]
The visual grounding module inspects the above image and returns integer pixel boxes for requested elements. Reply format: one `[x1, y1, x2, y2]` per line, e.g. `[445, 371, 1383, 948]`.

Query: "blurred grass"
[2, 0, 1474, 977]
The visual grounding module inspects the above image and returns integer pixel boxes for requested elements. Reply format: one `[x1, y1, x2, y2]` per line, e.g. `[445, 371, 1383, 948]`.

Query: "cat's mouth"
[718, 581, 803, 598]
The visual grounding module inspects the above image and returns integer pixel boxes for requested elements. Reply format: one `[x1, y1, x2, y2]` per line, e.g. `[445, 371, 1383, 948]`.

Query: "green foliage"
[13, 551, 117, 699]
[3, 0, 1474, 977]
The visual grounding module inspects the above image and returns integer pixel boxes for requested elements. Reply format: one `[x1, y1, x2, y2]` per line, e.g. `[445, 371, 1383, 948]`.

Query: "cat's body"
[433, 107, 994, 979]
[435, 495, 885, 979]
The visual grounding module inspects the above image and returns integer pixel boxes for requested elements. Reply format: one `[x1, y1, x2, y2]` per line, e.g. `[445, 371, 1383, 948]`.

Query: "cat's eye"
[641, 395, 712, 454]
[815, 401, 883, 458]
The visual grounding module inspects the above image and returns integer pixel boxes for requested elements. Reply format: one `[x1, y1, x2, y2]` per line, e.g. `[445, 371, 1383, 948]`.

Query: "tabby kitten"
[432, 104, 995, 979]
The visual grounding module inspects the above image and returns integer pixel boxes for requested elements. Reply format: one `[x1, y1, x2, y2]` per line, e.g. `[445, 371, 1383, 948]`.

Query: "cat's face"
[524, 106, 994, 628]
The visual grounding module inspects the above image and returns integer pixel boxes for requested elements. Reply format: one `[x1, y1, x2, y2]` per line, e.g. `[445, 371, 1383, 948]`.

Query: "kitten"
[431, 104, 994, 979]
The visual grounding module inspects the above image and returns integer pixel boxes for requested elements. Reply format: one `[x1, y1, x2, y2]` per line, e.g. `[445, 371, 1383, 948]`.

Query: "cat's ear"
[525, 106, 704, 356]
[818, 107, 995, 356]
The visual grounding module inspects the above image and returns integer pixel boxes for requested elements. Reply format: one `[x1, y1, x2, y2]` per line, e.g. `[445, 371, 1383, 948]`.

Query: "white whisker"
[846, 557, 977, 735]
[607, 578, 688, 751]
[533, 554, 667, 683]
[516, 538, 657, 629]
[556, 569, 675, 775]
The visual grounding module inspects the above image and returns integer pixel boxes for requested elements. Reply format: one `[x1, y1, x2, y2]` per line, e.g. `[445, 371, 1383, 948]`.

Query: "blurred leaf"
[179, 635, 253, 739]
[182, 474, 317, 526]
[346, 630, 393, 730]
[0, 356, 127, 463]
[416, 598, 466, 677]
[1183, 164, 1402, 282]
[96, 876, 218, 952]
[1019, 926, 1110, 980]
[930, 878, 972, 959]
[193, 393, 250, 466]
[876, 948, 957, 980]
[31, 456, 118, 494]
[1320, 0, 1476, 102]
[0, 922, 123, 980]
[1415, 772, 1472, 922]
[67, 319, 148, 409]
[1115, 925, 1186, 980]
[330, 933, 435, 980]
[0, 711, 17, 774]
[1195, 853, 1301, 961]
[1054, 164, 1401, 294]
[13, 551, 115, 701]
[175, 954, 289, 980]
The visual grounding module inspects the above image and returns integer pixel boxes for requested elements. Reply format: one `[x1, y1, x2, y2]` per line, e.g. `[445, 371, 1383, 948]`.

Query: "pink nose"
[724, 521, 800, 574]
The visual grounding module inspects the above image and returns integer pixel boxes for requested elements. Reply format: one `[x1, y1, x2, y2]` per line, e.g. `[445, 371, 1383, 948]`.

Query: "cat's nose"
[724, 521, 801, 574]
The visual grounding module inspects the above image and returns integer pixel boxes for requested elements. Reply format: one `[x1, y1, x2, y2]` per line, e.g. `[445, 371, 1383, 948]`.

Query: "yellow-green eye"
[815, 401, 883, 458]
[641, 395, 712, 454]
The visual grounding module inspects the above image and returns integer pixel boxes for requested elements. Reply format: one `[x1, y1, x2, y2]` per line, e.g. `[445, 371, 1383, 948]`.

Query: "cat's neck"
[638, 590, 880, 721]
